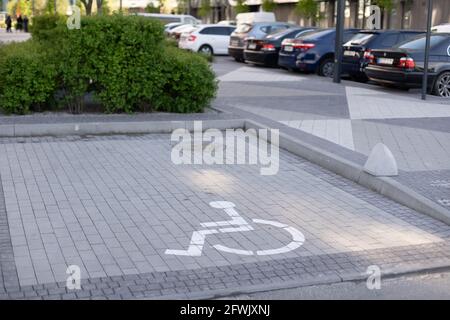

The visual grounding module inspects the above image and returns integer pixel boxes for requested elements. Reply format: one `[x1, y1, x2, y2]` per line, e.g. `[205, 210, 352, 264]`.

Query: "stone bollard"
[363, 143, 398, 177]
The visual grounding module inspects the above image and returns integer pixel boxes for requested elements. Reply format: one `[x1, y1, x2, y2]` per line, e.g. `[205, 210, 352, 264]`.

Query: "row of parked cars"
[169, 17, 450, 98]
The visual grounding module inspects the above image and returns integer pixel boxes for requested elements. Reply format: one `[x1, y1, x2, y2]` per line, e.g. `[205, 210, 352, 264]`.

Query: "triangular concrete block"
[363, 143, 398, 176]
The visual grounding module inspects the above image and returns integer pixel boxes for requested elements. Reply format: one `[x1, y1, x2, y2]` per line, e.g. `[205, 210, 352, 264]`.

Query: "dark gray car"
[228, 22, 293, 62]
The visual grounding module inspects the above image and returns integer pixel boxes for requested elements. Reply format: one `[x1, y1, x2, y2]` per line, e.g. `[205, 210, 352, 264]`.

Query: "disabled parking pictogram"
[165, 201, 305, 257]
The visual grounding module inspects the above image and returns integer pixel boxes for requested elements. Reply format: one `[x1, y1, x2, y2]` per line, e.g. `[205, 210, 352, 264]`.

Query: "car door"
[199, 27, 215, 51]
[208, 26, 233, 54]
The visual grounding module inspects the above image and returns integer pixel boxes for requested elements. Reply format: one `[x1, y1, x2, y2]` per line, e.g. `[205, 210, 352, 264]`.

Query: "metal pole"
[421, 0, 433, 100]
[120, 0, 122, 11]
[333, 0, 345, 83]
[54, 0, 57, 14]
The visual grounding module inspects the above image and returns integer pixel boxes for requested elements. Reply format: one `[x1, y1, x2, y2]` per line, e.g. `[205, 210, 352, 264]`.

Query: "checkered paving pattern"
[0, 134, 449, 297]
[214, 57, 450, 209]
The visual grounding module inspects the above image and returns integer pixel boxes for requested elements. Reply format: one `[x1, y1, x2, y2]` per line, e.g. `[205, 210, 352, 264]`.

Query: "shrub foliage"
[0, 14, 217, 114]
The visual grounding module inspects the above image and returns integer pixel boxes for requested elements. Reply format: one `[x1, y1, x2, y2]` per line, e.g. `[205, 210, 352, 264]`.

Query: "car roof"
[251, 22, 292, 26]
[357, 29, 425, 34]
[197, 24, 235, 28]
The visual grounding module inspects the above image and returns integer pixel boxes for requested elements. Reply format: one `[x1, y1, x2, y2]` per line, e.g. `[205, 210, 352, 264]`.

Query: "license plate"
[284, 45, 293, 52]
[378, 57, 394, 65]
[344, 50, 356, 57]
[248, 43, 256, 50]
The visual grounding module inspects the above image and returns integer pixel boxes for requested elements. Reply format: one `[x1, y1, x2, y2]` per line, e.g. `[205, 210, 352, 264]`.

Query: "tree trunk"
[82, 0, 93, 15]
[96, 0, 103, 15]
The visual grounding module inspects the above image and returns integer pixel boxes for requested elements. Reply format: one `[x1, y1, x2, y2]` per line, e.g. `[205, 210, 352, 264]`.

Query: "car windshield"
[397, 35, 447, 49]
[235, 23, 252, 33]
[345, 32, 376, 45]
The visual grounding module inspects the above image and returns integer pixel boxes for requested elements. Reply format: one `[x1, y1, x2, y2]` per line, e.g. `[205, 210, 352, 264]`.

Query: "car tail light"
[398, 57, 415, 69]
[262, 43, 276, 51]
[281, 39, 293, 46]
[364, 50, 375, 64]
[188, 35, 197, 42]
[293, 43, 315, 51]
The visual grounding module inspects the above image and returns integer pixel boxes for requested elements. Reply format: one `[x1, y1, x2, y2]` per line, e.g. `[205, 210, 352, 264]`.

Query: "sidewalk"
[0, 30, 31, 43]
[213, 58, 450, 213]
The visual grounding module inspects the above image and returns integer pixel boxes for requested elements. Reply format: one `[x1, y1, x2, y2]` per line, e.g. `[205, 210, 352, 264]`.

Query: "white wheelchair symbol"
[165, 201, 305, 256]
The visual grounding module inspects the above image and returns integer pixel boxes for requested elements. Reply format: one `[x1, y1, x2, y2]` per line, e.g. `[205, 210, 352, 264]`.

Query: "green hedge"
[0, 14, 217, 115]
[0, 41, 57, 114]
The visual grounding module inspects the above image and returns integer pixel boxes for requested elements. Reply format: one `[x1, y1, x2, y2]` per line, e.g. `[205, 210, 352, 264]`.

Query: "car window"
[398, 33, 422, 43]
[227, 27, 236, 35]
[260, 26, 270, 33]
[235, 23, 252, 33]
[398, 35, 447, 50]
[200, 27, 228, 35]
[380, 34, 399, 47]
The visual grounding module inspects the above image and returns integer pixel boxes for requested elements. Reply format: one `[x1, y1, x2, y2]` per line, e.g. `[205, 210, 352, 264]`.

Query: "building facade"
[197, 0, 450, 29]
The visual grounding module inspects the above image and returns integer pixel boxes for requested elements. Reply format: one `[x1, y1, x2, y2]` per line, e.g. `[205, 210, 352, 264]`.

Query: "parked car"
[279, 28, 360, 77]
[243, 27, 316, 67]
[179, 25, 236, 55]
[136, 13, 200, 25]
[217, 20, 236, 26]
[365, 33, 450, 97]
[342, 30, 424, 81]
[432, 24, 450, 33]
[229, 22, 293, 62]
[168, 24, 198, 42]
[235, 12, 276, 25]
[164, 22, 185, 34]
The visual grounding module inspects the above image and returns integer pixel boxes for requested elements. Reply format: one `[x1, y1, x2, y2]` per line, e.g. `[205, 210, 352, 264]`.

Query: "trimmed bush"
[30, 14, 67, 43]
[0, 41, 57, 114]
[157, 46, 217, 113]
[1, 14, 217, 114]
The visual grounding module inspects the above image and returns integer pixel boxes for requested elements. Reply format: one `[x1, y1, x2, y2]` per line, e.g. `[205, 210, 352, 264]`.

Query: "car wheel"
[318, 58, 334, 78]
[198, 45, 213, 56]
[433, 71, 450, 97]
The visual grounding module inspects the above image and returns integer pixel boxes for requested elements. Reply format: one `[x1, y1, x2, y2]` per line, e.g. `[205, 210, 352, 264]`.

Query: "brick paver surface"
[1, 134, 449, 299]
[213, 57, 450, 210]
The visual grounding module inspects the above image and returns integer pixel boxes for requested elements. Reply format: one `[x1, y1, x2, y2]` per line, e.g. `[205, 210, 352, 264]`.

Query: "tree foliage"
[198, 0, 211, 18]
[372, 0, 394, 12]
[235, 0, 249, 14]
[145, 3, 160, 13]
[295, 0, 319, 20]
[261, 0, 276, 12]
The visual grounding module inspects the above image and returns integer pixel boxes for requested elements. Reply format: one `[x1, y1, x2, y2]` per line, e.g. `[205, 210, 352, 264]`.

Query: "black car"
[243, 27, 316, 67]
[365, 33, 450, 97]
[228, 22, 292, 62]
[342, 30, 424, 81]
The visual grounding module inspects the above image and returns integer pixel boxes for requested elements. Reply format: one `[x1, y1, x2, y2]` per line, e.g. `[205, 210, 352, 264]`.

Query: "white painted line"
[213, 244, 254, 256]
[252, 219, 288, 229]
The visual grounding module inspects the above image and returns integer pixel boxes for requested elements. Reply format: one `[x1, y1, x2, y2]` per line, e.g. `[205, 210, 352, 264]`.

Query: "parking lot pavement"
[213, 57, 450, 211]
[1, 134, 450, 299]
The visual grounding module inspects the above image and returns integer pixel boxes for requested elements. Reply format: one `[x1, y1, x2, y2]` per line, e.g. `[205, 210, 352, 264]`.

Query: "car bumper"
[295, 61, 317, 73]
[228, 46, 244, 60]
[278, 53, 298, 69]
[365, 66, 431, 88]
[243, 50, 278, 66]
[178, 41, 196, 52]
[341, 61, 362, 77]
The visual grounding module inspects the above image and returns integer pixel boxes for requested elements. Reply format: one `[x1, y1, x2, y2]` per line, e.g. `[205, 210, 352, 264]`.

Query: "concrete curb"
[244, 119, 450, 226]
[149, 259, 450, 300]
[0, 119, 245, 137]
